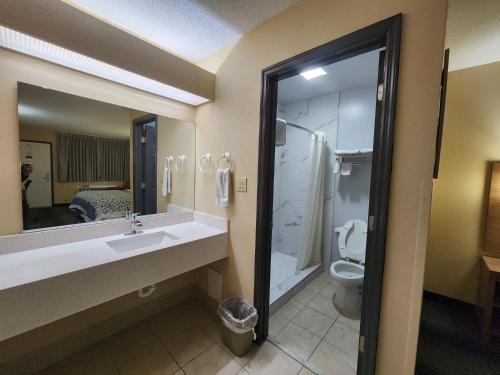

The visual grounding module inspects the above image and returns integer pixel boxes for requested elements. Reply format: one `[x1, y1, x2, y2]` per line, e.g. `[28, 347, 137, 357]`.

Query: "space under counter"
[0, 212, 228, 341]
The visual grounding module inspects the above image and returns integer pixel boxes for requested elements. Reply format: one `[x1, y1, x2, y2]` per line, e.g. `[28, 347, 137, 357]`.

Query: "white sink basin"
[106, 231, 180, 252]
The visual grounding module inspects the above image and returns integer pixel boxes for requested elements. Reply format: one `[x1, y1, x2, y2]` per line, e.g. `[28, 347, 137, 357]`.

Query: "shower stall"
[270, 95, 334, 305]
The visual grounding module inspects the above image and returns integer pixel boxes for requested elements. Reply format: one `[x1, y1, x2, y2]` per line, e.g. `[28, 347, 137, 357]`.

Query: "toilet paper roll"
[340, 162, 352, 176]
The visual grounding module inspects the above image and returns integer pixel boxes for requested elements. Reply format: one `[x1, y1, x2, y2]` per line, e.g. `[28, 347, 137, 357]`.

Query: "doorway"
[20, 140, 53, 208]
[254, 15, 401, 375]
[133, 114, 158, 215]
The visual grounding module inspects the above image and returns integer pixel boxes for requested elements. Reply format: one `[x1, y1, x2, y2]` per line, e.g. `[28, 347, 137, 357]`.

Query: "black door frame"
[253, 14, 402, 375]
[132, 113, 158, 214]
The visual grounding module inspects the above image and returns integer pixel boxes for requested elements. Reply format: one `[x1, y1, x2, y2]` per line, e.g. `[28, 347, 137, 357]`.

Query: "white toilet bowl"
[330, 261, 364, 312]
[330, 219, 367, 312]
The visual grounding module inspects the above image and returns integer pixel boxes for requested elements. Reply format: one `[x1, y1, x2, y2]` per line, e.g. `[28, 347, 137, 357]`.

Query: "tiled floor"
[269, 272, 361, 375]
[35, 272, 359, 375]
[37, 299, 314, 375]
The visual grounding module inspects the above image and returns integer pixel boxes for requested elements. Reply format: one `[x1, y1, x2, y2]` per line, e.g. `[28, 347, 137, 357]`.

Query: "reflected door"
[133, 115, 157, 215]
[20, 141, 53, 208]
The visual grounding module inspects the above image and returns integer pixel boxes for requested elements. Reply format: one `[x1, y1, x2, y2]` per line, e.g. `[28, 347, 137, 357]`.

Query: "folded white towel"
[216, 168, 231, 208]
[335, 148, 373, 155]
[162, 166, 171, 196]
[335, 149, 360, 155]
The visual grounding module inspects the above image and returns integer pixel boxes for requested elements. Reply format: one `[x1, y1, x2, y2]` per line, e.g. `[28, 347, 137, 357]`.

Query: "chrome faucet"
[125, 213, 143, 235]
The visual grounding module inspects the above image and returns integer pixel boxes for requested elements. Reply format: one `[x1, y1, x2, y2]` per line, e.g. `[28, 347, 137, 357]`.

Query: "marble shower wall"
[273, 92, 340, 259]
[272, 85, 376, 266]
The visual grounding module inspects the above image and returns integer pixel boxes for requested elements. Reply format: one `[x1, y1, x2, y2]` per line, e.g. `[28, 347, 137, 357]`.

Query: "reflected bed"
[70, 189, 131, 222]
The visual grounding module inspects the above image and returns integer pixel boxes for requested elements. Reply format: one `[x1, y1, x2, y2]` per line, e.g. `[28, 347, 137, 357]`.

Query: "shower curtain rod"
[277, 118, 317, 135]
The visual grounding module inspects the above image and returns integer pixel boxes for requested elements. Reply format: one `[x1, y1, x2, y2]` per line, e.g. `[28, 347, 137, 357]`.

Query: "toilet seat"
[335, 219, 367, 264]
[330, 260, 364, 286]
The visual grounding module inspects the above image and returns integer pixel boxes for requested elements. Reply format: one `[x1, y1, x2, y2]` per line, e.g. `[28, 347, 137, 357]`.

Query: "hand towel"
[162, 166, 171, 196]
[216, 168, 231, 207]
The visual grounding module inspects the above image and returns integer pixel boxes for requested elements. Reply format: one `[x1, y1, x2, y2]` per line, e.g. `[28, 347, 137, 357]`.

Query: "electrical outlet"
[236, 177, 247, 193]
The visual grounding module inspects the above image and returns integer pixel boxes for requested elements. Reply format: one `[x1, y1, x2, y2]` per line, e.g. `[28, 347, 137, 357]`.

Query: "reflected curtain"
[57, 133, 129, 182]
[296, 135, 326, 272]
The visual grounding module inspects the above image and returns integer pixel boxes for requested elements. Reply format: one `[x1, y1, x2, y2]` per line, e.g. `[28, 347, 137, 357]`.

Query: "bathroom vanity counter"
[0, 212, 228, 341]
[0, 221, 225, 292]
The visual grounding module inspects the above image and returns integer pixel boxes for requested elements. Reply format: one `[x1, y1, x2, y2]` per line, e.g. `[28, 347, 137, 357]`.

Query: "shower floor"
[270, 252, 321, 304]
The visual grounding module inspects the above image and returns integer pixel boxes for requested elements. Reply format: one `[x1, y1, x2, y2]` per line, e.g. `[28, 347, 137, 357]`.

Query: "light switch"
[236, 177, 247, 193]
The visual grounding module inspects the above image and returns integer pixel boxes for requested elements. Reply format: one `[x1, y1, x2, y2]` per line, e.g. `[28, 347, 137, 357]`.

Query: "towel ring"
[175, 155, 186, 171]
[217, 152, 233, 170]
[164, 156, 173, 168]
[199, 153, 211, 173]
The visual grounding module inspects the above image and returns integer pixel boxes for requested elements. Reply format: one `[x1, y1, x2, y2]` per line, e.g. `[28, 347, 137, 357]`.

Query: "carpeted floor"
[24, 205, 84, 230]
[415, 292, 500, 375]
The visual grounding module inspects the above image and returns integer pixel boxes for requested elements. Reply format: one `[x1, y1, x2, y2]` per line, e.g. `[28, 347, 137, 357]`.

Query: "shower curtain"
[296, 134, 326, 272]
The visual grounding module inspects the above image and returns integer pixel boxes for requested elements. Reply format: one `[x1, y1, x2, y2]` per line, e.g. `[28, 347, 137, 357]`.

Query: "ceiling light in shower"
[300, 67, 327, 80]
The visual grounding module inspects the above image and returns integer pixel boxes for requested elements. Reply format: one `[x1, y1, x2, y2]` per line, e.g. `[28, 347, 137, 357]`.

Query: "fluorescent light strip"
[300, 67, 327, 80]
[0, 26, 209, 106]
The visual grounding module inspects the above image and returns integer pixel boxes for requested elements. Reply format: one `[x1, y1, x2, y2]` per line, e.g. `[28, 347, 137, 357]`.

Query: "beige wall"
[0, 47, 194, 234]
[156, 117, 196, 212]
[425, 61, 500, 303]
[19, 126, 127, 204]
[194, 0, 447, 374]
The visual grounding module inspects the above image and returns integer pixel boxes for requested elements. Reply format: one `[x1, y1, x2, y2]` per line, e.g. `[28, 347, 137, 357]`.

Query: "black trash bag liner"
[217, 297, 258, 332]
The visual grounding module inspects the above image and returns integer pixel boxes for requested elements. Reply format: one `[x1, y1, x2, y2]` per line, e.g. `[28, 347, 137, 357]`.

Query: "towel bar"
[199, 153, 211, 173]
[217, 152, 233, 170]
[175, 155, 186, 171]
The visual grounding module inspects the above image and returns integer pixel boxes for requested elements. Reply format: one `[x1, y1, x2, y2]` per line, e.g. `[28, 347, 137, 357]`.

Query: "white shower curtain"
[296, 134, 326, 272]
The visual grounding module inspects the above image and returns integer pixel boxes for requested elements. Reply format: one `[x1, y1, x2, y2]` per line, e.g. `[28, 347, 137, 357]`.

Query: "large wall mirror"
[18, 82, 195, 231]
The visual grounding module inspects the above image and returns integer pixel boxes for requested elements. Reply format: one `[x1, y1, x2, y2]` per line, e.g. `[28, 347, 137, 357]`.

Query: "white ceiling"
[18, 83, 131, 138]
[278, 49, 381, 105]
[446, 0, 500, 71]
[67, 0, 300, 62]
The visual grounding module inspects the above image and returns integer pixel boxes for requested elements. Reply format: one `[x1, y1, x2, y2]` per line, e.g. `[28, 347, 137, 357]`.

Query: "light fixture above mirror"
[0, 26, 209, 106]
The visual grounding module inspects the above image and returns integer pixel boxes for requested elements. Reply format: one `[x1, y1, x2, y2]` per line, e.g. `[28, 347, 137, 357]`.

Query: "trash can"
[217, 297, 258, 356]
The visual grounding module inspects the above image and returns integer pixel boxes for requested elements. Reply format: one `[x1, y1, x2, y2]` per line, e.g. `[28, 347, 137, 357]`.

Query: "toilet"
[330, 219, 367, 312]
